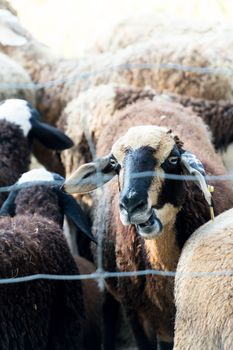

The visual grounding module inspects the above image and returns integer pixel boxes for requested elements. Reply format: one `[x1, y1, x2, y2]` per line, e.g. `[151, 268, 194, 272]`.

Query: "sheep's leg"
[125, 308, 155, 350]
[103, 291, 119, 350]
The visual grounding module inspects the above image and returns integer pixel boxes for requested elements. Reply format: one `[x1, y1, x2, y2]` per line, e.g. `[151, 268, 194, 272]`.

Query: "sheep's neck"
[144, 209, 180, 272]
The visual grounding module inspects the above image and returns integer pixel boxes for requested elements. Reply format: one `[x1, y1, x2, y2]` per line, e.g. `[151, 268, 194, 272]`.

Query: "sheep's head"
[64, 125, 211, 239]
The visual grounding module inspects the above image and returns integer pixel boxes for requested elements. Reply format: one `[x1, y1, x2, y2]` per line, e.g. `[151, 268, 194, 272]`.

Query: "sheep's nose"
[119, 192, 147, 215]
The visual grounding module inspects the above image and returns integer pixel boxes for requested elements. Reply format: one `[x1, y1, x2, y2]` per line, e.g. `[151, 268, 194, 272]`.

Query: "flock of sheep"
[0, 1, 233, 349]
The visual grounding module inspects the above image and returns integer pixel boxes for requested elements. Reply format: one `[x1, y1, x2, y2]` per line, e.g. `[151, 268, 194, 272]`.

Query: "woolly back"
[0, 120, 30, 206]
[15, 186, 64, 227]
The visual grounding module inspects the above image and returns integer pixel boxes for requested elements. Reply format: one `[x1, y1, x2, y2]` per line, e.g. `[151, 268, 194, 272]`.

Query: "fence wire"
[0, 60, 233, 285]
[0, 62, 232, 90]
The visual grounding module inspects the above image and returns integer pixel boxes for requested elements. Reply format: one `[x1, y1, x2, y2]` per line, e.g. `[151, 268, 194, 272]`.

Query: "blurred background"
[11, 0, 233, 57]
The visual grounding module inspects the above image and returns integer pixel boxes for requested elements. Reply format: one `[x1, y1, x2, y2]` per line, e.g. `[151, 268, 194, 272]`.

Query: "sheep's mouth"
[136, 211, 163, 239]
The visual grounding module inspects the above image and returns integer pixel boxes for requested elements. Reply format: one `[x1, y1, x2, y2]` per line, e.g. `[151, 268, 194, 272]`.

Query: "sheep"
[0, 51, 35, 103]
[64, 99, 233, 349]
[0, 0, 17, 16]
[0, 98, 74, 205]
[0, 168, 98, 350]
[1, 8, 233, 131]
[174, 207, 233, 350]
[167, 92, 233, 173]
[58, 83, 233, 179]
[91, 15, 233, 53]
[58, 84, 155, 178]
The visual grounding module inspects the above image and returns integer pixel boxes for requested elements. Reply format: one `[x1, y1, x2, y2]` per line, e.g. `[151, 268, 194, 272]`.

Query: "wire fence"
[0, 62, 233, 90]
[0, 60, 233, 287]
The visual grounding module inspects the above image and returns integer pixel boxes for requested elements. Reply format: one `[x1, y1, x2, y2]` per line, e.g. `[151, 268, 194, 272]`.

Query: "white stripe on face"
[0, 99, 32, 136]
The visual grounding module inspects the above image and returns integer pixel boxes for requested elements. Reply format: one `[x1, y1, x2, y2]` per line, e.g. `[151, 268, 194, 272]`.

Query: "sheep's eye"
[168, 156, 178, 165]
[110, 157, 117, 167]
[109, 156, 120, 170]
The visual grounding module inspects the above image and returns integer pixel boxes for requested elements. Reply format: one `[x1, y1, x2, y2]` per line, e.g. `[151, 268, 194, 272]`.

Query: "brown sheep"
[174, 208, 233, 350]
[58, 84, 233, 179]
[64, 99, 233, 349]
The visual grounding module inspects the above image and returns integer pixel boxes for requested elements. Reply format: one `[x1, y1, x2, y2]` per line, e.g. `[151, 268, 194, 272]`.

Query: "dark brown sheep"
[167, 93, 233, 172]
[64, 99, 233, 349]
[0, 168, 97, 349]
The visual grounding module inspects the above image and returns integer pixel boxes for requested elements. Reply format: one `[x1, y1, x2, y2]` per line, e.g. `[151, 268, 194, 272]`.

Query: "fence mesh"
[0, 61, 233, 288]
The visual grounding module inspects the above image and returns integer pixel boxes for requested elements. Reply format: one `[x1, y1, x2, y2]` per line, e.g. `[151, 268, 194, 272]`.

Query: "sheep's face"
[64, 125, 209, 239]
[111, 126, 184, 238]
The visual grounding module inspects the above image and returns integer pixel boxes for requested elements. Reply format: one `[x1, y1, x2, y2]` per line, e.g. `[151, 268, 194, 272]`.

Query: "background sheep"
[0, 51, 35, 103]
[1, 7, 233, 131]
[64, 99, 233, 349]
[0, 168, 98, 349]
[58, 83, 233, 178]
[91, 15, 233, 53]
[0, 0, 17, 15]
[174, 208, 233, 350]
[58, 84, 155, 177]
[0, 99, 74, 205]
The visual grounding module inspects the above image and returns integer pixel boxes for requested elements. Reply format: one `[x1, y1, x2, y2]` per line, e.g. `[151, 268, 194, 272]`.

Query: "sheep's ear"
[56, 190, 97, 244]
[180, 151, 212, 206]
[0, 190, 19, 216]
[64, 155, 118, 194]
[29, 118, 74, 150]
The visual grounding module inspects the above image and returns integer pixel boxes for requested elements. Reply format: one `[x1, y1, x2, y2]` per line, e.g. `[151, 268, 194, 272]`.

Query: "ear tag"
[208, 185, 215, 221]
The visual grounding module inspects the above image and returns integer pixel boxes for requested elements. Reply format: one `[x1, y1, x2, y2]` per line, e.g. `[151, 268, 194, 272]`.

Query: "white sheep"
[174, 207, 233, 350]
[0, 51, 35, 103]
[91, 14, 233, 53]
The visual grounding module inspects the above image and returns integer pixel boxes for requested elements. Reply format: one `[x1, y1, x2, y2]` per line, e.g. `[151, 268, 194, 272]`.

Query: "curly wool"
[91, 99, 233, 346]
[0, 120, 30, 206]
[0, 214, 84, 350]
[2, 12, 233, 129]
[59, 83, 233, 179]
[168, 93, 233, 150]
[58, 84, 155, 177]
[15, 186, 64, 227]
[174, 208, 233, 350]
[0, 52, 35, 103]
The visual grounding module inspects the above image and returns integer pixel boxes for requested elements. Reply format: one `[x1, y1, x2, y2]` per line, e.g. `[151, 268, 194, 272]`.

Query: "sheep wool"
[1, 9, 233, 129]
[0, 52, 35, 103]
[58, 84, 155, 177]
[0, 167, 98, 349]
[174, 208, 233, 350]
[58, 83, 233, 179]
[92, 15, 233, 53]
[64, 99, 233, 348]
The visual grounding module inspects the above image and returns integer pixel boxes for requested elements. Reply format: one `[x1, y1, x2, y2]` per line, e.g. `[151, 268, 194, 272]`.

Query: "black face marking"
[120, 146, 156, 210]
[156, 145, 186, 208]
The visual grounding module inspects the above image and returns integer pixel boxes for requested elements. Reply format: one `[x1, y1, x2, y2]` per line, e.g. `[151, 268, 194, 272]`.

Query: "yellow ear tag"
[208, 185, 215, 221]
